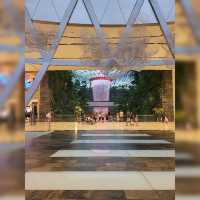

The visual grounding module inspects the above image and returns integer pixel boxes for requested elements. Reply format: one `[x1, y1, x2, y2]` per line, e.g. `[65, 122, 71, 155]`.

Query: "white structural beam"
[148, 0, 175, 57]
[25, 0, 175, 105]
[0, 0, 25, 108]
[180, 0, 200, 44]
[25, 58, 175, 67]
[116, 0, 145, 55]
[25, 0, 79, 106]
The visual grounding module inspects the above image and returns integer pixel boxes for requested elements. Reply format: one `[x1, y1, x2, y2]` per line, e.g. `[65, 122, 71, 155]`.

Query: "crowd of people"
[25, 107, 169, 129]
[81, 111, 140, 126]
[84, 112, 111, 124]
[81, 111, 169, 127]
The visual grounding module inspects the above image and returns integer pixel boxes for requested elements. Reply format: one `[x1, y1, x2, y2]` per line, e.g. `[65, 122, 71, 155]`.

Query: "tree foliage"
[48, 71, 90, 115]
[111, 71, 163, 114]
[48, 71, 162, 116]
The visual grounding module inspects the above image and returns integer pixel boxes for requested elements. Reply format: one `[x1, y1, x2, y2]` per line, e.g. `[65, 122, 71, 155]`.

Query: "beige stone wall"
[161, 70, 174, 121]
[25, 22, 174, 71]
[176, 0, 197, 48]
[176, 0, 200, 128]
[25, 21, 175, 121]
[196, 60, 200, 128]
[39, 74, 50, 120]
[176, 61, 199, 128]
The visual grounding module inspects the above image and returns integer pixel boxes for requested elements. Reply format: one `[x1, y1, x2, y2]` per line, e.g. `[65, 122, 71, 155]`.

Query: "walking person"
[130, 113, 134, 125]
[164, 115, 169, 123]
[161, 113, 165, 123]
[132, 114, 138, 128]
[98, 113, 101, 122]
[102, 112, 105, 123]
[126, 111, 131, 126]
[119, 111, 124, 122]
[132, 113, 136, 127]
[116, 112, 120, 122]
[46, 111, 52, 131]
[135, 114, 139, 127]
[25, 106, 32, 124]
[94, 113, 97, 123]
[164, 114, 169, 130]
[31, 105, 37, 125]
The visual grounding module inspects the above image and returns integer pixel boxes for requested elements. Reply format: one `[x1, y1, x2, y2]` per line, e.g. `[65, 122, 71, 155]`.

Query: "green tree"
[111, 71, 162, 115]
[48, 71, 90, 116]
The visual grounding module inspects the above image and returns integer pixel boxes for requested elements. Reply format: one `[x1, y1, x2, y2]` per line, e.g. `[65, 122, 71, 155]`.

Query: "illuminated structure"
[90, 76, 112, 113]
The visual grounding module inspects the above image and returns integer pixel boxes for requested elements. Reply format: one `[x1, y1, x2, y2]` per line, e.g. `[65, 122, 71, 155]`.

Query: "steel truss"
[25, 0, 175, 105]
[26, 58, 175, 67]
[0, 0, 25, 108]
[177, 0, 200, 55]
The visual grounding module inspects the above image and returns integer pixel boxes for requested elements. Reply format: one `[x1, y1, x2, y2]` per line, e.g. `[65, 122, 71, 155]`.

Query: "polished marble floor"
[176, 140, 200, 199]
[25, 122, 175, 132]
[0, 143, 24, 199]
[26, 130, 175, 200]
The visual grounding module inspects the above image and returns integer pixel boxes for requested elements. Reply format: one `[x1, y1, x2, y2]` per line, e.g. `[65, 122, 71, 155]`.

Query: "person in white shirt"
[46, 111, 52, 131]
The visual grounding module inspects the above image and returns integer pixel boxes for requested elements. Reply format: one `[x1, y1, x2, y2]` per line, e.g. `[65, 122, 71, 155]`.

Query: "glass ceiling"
[26, 0, 175, 25]
[73, 70, 134, 87]
[24, 70, 133, 89]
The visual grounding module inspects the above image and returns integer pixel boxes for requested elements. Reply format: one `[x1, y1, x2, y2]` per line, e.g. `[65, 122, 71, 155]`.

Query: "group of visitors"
[161, 114, 169, 123]
[26, 107, 169, 131]
[125, 112, 139, 126]
[83, 111, 140, 126]
[84, 112, 111, 124]
[125, 111, 169, 126]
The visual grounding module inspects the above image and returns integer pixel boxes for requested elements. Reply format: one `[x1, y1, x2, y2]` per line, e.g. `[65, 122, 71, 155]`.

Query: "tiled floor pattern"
[26, 190, 175, 200]
[0, 143, 24, 199]
[26, 130, 175, 199]
[176, 141, 200, 199]
[71, 139, 170, 144]
[81, 133, 150, 137]
[25, 121, 175, 132]
[51, 149, 175, 158]
[26, 171, 174, 190]
[175, 196, 200, 200]
[0, 196, 24, 200]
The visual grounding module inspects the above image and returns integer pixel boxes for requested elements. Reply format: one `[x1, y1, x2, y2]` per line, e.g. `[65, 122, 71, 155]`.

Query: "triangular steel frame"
[148, 0, 175, 57]
[25, 0, 111, 105]
[25, 0, 175, 106]
[177, 0, 200, 55]
[25, 0, 79, 105]
[25, 6, 46, 58]
[0, 0, 25, 108]
[116, 0, 174, 58]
